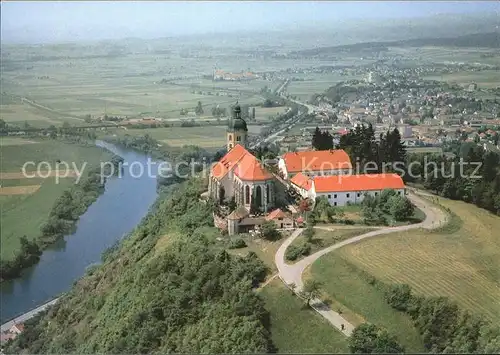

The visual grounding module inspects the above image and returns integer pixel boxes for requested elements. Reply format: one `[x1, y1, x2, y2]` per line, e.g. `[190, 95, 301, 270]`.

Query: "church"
[208, 103, 276, 213]
[208, 103, 406, 234]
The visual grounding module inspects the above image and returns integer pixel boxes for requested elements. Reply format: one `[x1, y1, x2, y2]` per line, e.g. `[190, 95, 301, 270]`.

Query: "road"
[274, 191, 448, 337]
[1, 298, 59, 332]
[250, 94, 313, 149]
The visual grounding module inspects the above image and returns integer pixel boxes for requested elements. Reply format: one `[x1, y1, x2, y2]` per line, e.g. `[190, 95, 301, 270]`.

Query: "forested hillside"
[5, 179, 273, 354]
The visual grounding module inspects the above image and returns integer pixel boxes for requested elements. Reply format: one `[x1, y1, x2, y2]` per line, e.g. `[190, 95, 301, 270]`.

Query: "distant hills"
[289, 32, 499, 57]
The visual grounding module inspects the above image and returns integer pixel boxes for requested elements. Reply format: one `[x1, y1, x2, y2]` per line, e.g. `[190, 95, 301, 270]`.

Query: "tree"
[302, 279, 322, 306]
[302, 224, 315, 242]
[388, 196, 415, 221]
[195, 101, 204, 116]
[263, 98, 273, 107]
[260, 221, 280, 241]
[312, 127, 334, 151]
[384, 283, 412, 311]
[349, 323, 404, 354]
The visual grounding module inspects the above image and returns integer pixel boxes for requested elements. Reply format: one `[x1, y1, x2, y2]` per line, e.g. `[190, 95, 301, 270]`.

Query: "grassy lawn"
[0, 139, 113, 260]
[252, 106, 288, 122]
[259, 278, 349, 353]
[406, 146, 444, 154]
[314, 203, 425, 227]
[227, 233, 289, 272]
[311, 255, 425, 352]
[335, 196, 500, 322]
[289, 227, 375, 260]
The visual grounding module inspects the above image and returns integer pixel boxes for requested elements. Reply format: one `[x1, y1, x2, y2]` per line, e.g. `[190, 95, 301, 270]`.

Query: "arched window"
[245, 185, 250, 204]
[266, 184, 270, 203]
[255, 185, 262, 209]
[228, 134, 233, 141]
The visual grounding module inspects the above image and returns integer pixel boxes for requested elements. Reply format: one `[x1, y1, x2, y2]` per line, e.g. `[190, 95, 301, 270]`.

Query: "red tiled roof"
[211, 144, 248, 180]
[290, 172, 312, 191]
[281, 150, 352, 173]
[211, 144, 273, 182]
[265, 208, 289, 221]
[313, 173, 405, 193]
[234, 153, 273, 181]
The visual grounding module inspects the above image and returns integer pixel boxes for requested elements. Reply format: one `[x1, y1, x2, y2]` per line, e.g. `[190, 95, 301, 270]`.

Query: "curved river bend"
[1, 141, 159, 322]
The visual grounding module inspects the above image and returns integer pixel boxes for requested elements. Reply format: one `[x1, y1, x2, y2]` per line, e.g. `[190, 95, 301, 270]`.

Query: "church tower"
[227, 102, 248, 151]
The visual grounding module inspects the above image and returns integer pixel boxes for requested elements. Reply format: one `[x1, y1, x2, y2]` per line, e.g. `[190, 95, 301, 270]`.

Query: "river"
[0, 141, 160, 323]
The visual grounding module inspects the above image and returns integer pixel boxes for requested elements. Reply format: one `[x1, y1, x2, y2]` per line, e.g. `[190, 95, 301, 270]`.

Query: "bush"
[302, 224, 315, 241]
[228, 238, 247, 249]
[285, 242, 311, 261]
[260, 221, 281, 241]
[349, 323, 404, 354]
[389, 196, 415, 221]
[384, 283, 412, 311]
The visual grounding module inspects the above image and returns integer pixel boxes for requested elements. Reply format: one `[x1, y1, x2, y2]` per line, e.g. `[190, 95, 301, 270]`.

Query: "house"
[9, 324, 24, 335]
[227, 206, 265, 235]
[289, 172, 313, 199]
[265, 208, 294, 229]
[289, 173, 406, 207]
[278, 149, 352, 179]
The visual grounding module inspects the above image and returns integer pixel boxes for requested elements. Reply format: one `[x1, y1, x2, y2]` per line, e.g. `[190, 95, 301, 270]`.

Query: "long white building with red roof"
[290, 172, 406, 206]
[278, 150, 352, 179]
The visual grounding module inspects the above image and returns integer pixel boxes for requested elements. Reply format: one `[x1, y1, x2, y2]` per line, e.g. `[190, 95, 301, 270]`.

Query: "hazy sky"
[1, 1, 498, 43]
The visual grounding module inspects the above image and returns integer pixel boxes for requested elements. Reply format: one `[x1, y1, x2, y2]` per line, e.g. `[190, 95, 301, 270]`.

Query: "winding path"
[274, 191, 448, 336]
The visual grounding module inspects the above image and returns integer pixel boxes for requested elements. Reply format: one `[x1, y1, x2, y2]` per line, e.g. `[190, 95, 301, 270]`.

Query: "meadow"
[111, 125, 228, 149]
[289, 227, 374, 260]
[0, 42, 331, 128]
[311, 194, 500, 340]
[287, 73, 362, 101]
[389, 46, 500, 66]
[423, 70, 500, 89]
[0, 138, 113, 261]
[310, 255, 425, 352]
[259, 278, 349, 353]
[334, 196, 500, 321]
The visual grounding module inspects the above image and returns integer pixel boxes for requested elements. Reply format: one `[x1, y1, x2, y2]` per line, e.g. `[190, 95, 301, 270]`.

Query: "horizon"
[1, 1, 498, 44]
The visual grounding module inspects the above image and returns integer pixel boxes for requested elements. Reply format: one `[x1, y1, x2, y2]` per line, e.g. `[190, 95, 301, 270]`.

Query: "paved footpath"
[274, 191, 448, 337]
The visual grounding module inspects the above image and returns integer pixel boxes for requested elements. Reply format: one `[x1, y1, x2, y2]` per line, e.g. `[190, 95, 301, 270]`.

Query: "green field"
[111, 125, 228, 149]
[311, 255, 425, 352]
[335, 196, 500, 321]
[423, 69, 500, 89]
[0, 139, 113, 260]
[259, 278, 349, 353]
[389, 46, 500, 66]
[289, 227, 374, 260]
[406, 146, 444, 154]
[287, 73, 363, 101]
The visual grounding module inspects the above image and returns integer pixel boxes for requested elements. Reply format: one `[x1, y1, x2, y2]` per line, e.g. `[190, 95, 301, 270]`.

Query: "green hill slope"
[5, 179, 274, 354]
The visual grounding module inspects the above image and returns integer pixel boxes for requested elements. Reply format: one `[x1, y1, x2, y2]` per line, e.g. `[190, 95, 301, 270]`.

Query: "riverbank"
[3, 178, 276, 354]
[0, 142, 160, 322]
[0, 139, 117, 281]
